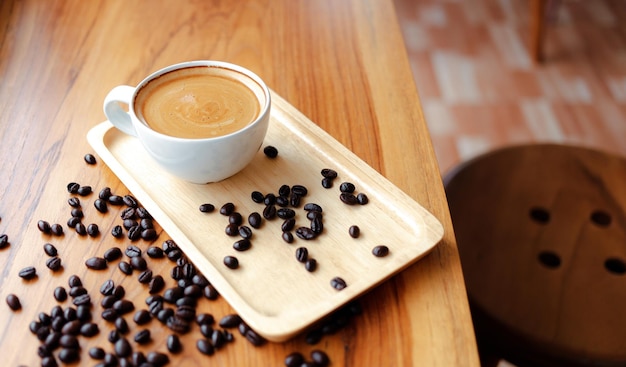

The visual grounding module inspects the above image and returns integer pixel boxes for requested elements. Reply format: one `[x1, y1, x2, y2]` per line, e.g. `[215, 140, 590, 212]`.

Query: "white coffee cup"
[103, 60, 271, 183]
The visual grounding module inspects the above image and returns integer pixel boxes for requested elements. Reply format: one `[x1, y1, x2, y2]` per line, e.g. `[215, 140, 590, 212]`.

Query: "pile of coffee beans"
[1, 150, 401, 366]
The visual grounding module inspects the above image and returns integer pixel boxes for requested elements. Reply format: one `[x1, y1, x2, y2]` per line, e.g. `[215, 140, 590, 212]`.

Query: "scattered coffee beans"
[199, 203, 215, 213]
[0, 234, 9, 249]
[45, 256, 62, 271]
[53, 287, 67, 302]
[84, 153, 97, 165]
[330, 276, 347, 290]
[372, 245, 390, 257]
[224, 255, 239, 269]
[349, 225, 360, 238]
[85, 257, 107, 270]
[18, 266, 37, 280]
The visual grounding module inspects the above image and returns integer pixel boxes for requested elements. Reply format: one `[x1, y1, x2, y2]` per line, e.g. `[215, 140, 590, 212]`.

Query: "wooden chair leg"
[530, 0, 548, 63]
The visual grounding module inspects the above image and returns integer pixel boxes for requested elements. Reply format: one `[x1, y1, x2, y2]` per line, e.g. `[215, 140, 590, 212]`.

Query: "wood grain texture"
[0, 0, 478, 366]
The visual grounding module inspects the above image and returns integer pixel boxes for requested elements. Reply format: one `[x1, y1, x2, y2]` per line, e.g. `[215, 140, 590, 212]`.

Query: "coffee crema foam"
[136, 66, 262, 139]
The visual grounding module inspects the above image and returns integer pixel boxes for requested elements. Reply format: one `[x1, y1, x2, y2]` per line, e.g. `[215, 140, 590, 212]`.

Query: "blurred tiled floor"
[394, 0, 626, 176]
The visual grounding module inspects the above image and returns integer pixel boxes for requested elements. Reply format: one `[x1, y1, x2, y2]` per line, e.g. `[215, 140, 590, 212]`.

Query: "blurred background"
[393, 0, 626, 175]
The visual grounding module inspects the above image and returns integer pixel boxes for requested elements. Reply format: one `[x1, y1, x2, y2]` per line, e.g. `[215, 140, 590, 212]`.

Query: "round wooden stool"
[444, 144, 626, 367]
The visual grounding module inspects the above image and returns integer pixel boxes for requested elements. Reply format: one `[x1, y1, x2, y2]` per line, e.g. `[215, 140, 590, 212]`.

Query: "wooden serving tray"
[87, 92, 444, 342]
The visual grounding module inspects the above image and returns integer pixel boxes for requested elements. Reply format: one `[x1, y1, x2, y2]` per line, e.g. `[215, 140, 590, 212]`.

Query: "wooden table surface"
[0, 0, 479, 366]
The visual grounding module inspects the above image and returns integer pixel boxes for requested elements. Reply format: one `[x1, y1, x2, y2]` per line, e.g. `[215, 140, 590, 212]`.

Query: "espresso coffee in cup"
[135, 66, 263, 139]
[103, 61, 271, 183]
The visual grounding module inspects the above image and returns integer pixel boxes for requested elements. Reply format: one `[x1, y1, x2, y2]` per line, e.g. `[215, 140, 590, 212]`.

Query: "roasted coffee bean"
[49, 223, 63, 235]
[157, 308, 174, 323]
[304, 202, 323, 212]
[77, 304, 92, 322]
[115, 337, 132, 357]
[141, 228, 157, 240]
[238, 225, 253, 239]
[149, 275, 165, 294]
[211, 329, 226, 348]
[182, 263, 195, 279]
[77, 185, 92, 196]
[18, 266, 37, 280]
[98, 187, 112, 200]
[148, 299, 164, 316]
[196, 313, 215, 326]
[123, 195, 138, 207]
[38, 220, 51, 233]
[138, 269, 153, 284]
[296, 227, 316, 240]
[229, 212, 243, 225]
[72, 293, 91, 306]
[166, 315, 191, 334]
[349, 225, 360, 238]
[276, 195, 289, 207]
[197, 338, 215, 355]
[220, 202, 235, 215]
[130, 256, 147, 271]
[108, 329, 121, 343]
[311, 350, 330, 366]
[108, 194, 124, 205]
[53, 286, 67, 302]
[46, 256, 62, 271]
[29, 320, 42, 334]
[67, 182, 80, 194]
[163, 287, 184, 304]
[176, 296, 197, 308]
[248, 212, 262, 228]
[115, 316, 130, 334]
[84, 153, 97, 164]
[6, 294, 21, 310]
[223, 255, 239, 269]
[191, 273, 208, 287]
[85, 257, 107, 270]
[219, 314, 242, 328]
[276, 184, 289, 197]
[80, 322, 99, 337]
[121, 207, 136, 220]
[305, 258, 317, 272]
[263, 193, 276, 206]
[134, 329, 151, 344]
[340, 181, 356, 193]
[295, 247, 308, 263]
[245, 328, 266, 346]
[43, 243, 58, 256]
[176, 305, 196, 321]
[250, 191, 264, 203]
[372, 245, 390, 257]
[170, 266, 183, 280]
[69, 286, 88, 298]
[0, 234, 8, 249]
[113, 299, 135, 315]
[311, 216, 323, 234]
[102, 308, 118, 322]
[321, 177, 334, 188]
[124, 245, 141, 258]
[133, 309, 151, 325]
[58, 348, 79, 363]
[66, 216, 80, 228]
[282, 231, 294, 243]
[59, 333, 79, 348]
[203, 284, 219, 300]
[306, 210, 321, 221]
[118, 260, 132, 275]
[357, 193, 369, 205]
[290, 194, 301, 207]
[225, 223, 239, 236]
[146, 351, 170, 366]
[291, 184, 308, 196]
[61, 319, 81, 335]
[167, 334, 182, 353]
[199, 203, 215, 213]
[70, 207, 84, 218]
[146, 246, 164, 258]
[263, 145, 278, 158]
[111, 225, 123, 238]
[127, 225, 141, 241]
[263, 204, 277, 219]
[200, 323, 213, 338]
[101, 295, 117, 309]
[233, 238, 251, 251]
[122, 219, 137, 230]
[321, 168, 338, 178]
[140, 218, 154, 230]
[340, 192, 358, 205]
[137, 207, 151, 219]
[104, 247, 122, 262]
[89, 347, 106, 360]
[39, 311, 51, 325]
[93, 199, 109, 214]
[50, 305, 64, 318]
[277, 208, 295, 219]
[99, 279, 114, 296]
[330, 276, 347, 290]
[68, 275, 82, 287]
[75, 222, 87, 236]
[87, 223, 99, 237]
[285, 352, 305, 367]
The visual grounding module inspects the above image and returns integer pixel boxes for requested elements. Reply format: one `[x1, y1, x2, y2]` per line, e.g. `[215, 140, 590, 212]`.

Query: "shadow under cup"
[107, 61, 271, 184]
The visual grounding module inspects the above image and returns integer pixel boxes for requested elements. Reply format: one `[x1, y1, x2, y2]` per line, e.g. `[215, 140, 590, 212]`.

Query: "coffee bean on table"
[197, 338, 215, 355]
[330, 276, 347, 290]
[285, 352, 305, 367]
[58, 347, 79, 363]
[115, 316, 130, 334]
[37, 220, 51, 233]
[238, 225, 253, 239]
[100, 279, 115, 295]
[125, 245, 142, 257]
[75, 223, 87, 235]
[295, 247, 308, 263]
[104, 247, 122, 262]
[94, 198, 108, 213]
[219, 314, 242, 328]
[138, 269, 153, 284]
[349, 225, 360, 238]
[80, 322, 99, 337]
[115, 337, 132, 357]
[282, 231, 294, 243]
[54, 286, 67, 302]
[147, 351, 170, 366]
[167, 334, 182, 353]
[71, 208, 84, 218]
[141, 228, 157, 240]
[223, 256, 239, 269]
[146, 246, 164, 258]
[99, 187, 112, 200]
[305, 258, 317, 272]
[248, 212, 262, 228]
[339, 182, 356, 193]
[73, 293, 91, 306]
[133, 309, 151, 325]
[199, 203, 215, 213]
[357, 193, 369, 205]
[43, 243, 58, 256]
[68, 274, 82, 287]
[219, 202, 235, 216]
[111, 225, 124, 238]
[149, 275, 165, 294]
[225, 223, 239, 236]
[311, 350, 330, 366]
[89, 347, 106, 360]
[46, 256, 62, 271]
[251, 191, 264, 203]
[321, 177, 333, 188]
[372, 245, 390, 257]
[85, 257, 107, 270]
[108, 194, 124, 205]
[0, 234, 9, 249]
[118, 261, 132, 275]
[84, 153, 97, 164]
[77, 185, 92, 196]
[245, 328, 266, 346]
[134, 329, 151, 344]
[127, 226, 141, 241]
[233, 239, 251, 251]
[263, 145, 278, 158]
[87, 223, 99, 237]
[295, 227, 316, 240]
[6, 294, 21, 310]
[18, 266, 37, 280]
[67, 182, 80, 194]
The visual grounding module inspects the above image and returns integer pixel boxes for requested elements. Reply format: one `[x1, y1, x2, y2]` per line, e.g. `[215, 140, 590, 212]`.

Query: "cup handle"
[103, 85, 138, 137]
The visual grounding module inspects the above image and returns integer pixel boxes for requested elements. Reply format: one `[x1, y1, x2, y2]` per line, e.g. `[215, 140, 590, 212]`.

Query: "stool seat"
[444, 144, 626, 367]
